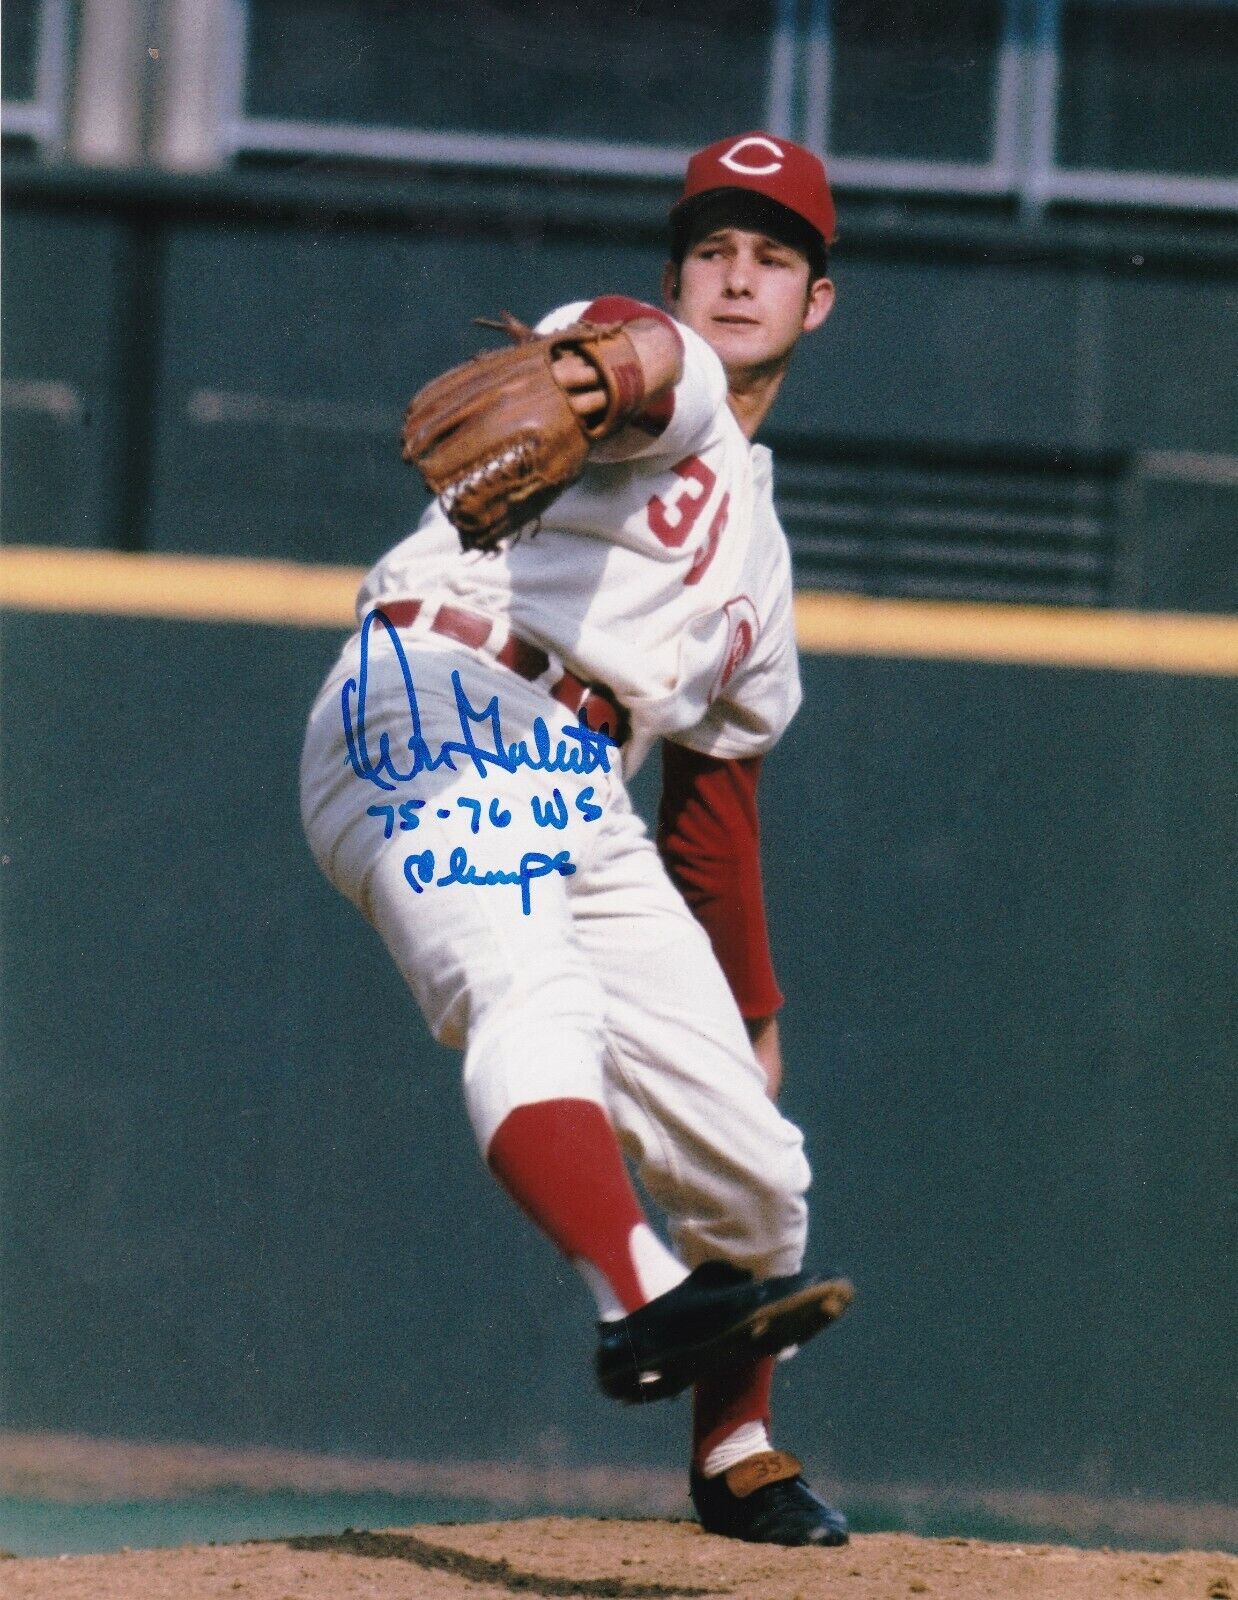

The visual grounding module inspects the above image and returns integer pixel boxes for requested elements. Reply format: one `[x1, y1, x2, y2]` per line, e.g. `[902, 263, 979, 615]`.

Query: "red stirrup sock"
[693, 1356, 776, 1476]
[487, 1098, 685, 1318]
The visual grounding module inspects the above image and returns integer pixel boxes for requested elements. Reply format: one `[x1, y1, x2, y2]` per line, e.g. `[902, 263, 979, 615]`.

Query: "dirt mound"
[5, 1517, 1237, 1599]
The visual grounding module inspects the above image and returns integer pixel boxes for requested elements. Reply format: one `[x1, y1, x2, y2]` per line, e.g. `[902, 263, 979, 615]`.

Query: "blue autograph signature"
[367, 786, 602, 840]
[342, 608, 617, 794]
[404, 846, 575, 916]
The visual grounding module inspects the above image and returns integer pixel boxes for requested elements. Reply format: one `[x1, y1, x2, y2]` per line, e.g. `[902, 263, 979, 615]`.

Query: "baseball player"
[300, 132, 851, 1546]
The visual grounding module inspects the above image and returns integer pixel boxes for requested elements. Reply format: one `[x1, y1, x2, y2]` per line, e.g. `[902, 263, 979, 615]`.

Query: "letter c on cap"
[719, 136, 785, 178]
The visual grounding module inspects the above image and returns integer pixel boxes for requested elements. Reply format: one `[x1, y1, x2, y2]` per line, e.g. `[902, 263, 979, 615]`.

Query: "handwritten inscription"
[403, 846, 576, 916]
[341, 609, 615, 914]
[342, 608, 617, 794]
[366, 785, 601, 839]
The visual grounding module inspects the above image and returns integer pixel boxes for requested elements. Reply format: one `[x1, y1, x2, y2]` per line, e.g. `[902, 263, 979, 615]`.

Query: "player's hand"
[553, 350, 609, 427]
[554, 318, 680, 430]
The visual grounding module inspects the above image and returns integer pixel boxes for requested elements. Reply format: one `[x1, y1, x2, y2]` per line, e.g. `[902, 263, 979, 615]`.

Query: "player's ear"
[802, 276, 835, 334]
[661, 261, 681, 309]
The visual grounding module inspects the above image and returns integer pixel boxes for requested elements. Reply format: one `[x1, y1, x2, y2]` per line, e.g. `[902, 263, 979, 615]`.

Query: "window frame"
[10, 0, 1229, 217]
[1023, 0, 1238, 213]
[801, 0, 1237, 215]
[217, 0, 799, 178]
[801, 0, 1028, 197]
[0, 0, 73, 151]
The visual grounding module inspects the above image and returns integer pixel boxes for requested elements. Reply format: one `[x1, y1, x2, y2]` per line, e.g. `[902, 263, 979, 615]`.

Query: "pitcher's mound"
[4, 1516, 1236, 1599]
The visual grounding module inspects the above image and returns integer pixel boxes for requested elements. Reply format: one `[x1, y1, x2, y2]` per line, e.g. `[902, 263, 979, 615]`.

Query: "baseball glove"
[401, 312, 647, 554]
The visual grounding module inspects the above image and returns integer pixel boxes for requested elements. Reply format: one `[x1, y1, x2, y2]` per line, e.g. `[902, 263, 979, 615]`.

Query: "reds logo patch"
[713, 596, 760, 699]
[719, 136, 786, 178]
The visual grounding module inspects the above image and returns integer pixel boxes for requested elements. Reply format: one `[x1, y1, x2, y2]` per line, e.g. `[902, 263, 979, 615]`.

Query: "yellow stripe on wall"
[794, 590, 1238, 676]
[2, 543, 1237, 677]
[0, 545, 362, 628]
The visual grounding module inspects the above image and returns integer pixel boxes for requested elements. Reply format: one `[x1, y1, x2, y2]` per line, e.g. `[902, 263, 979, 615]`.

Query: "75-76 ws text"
[367, 784, 603, 840]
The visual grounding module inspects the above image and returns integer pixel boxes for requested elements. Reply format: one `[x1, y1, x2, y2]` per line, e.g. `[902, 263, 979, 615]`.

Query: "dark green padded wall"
[0, 209, 132, 548]
[3, 179, 1236, 614]
[1, 611, 1232, 1499]
[2, 154, 1234, 1504]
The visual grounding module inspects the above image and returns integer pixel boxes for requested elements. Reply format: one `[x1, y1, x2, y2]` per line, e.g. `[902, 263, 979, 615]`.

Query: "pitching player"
[300, 132, 850, 1546]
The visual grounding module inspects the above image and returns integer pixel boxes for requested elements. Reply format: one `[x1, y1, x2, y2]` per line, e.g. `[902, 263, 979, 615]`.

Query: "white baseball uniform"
[299, 297, 811, 1278]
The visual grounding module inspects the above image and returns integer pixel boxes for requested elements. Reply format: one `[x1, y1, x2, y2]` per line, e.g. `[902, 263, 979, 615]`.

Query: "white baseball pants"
[299, 628, 810, 1278]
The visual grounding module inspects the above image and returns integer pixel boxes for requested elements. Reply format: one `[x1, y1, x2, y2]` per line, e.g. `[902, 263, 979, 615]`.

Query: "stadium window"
[0, 0, 72, 150]
[823, 0, 1005, 166]
[2, 0, 42, 102]
[236, 0, 781, 165]
[1056, 0, 1238, 180]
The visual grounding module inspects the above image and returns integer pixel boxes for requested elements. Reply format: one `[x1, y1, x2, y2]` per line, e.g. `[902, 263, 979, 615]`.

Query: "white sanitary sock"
[576, 1223, 688, 1321]
[700, 1420, 774, 1479]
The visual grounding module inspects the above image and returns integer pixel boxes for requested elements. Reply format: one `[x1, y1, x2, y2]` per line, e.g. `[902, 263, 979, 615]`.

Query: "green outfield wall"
[3, 164, 1236, 611]
[1, 156, 1235, 1506]
[1, 609, 1233, 1502]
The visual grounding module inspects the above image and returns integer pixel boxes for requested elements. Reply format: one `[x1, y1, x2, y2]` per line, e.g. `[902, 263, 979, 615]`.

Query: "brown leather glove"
[401, 312, 647, 554]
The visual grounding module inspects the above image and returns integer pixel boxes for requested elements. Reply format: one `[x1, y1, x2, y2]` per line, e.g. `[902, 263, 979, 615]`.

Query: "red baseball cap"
[672, 131, 837, 249]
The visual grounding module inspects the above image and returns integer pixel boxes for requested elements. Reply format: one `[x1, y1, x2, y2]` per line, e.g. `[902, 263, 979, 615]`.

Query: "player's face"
[664, 227, 834, 376]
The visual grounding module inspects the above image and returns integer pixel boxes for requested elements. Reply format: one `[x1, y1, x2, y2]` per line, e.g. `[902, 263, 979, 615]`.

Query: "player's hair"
[669, 189, 831, 284]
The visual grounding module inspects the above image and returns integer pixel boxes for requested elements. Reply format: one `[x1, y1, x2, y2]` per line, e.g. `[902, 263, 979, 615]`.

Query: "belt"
[368, 597, 630, 745]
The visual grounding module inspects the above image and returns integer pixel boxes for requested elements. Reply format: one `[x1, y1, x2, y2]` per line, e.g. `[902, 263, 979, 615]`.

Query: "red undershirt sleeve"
[656, 740, 784, 1020]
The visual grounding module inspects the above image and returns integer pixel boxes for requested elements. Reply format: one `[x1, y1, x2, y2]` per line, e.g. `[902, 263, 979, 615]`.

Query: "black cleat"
[595, 1261, 853, 1404]
[691, 1450, 849, 1546]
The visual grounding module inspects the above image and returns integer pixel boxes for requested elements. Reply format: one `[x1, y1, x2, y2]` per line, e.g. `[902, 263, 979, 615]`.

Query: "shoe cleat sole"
[747, 1278, 854, 1346]
[608, 1276, 855, 1404]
